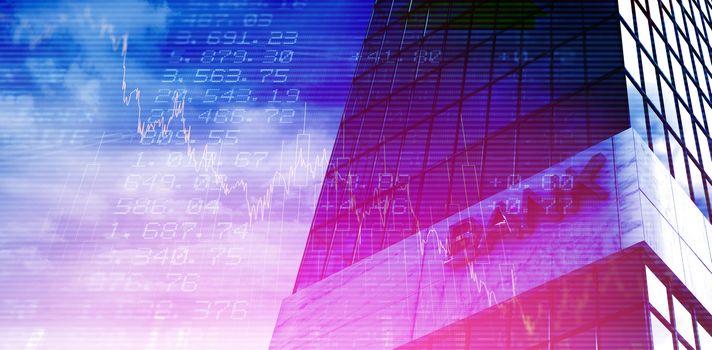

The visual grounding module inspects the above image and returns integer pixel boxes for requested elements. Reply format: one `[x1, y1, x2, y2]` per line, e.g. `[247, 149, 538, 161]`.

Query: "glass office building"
[619, 0, 712, 222]
[272, 1, 712, 348]
[400, 245, 712, 350]
[296, 0, 631, 290]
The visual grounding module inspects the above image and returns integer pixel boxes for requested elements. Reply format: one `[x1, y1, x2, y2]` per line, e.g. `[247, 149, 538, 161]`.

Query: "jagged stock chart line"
[1, 2, 373, 349]
[110, 6, 532, 338]
[113, 28, 330, 227]
[0, 1, 615, 348]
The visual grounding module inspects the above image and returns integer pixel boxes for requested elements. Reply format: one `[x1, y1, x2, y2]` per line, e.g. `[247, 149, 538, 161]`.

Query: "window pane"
[679, 30, 692, 69]
[686, 78, 703, 123]
[650, 0, 663, 29]
[622, 24, 642, 84]
[628, 78, 650, 144]
[661, 80, 681, 136]
[680, 100, 695, 144]
[703, 41, 712, 68]
[694, 56, 705, 96]
[706, 99, 712, 132]
[672, 297, 695, 345]
[699, 322, 712, 349]
[637, 3, 653, 53]
[671, 141, 691, 195]
[651, 312, 674, 350]
[654, 30, 670, 79]
[665, 13, 679, 56]
[620, 0, 634, 26]
[650, 112, 670, 170]
[689, 163, 709, 214]
[642, 54, 662, 109]
[671, 56, 687, 100]
[673, 1, 686, 32]
[697, 126, 711, 173]
[646, 267, 670, 321]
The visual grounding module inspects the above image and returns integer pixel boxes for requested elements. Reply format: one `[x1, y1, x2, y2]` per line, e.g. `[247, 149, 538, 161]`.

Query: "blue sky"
[0, 0, 371, 348]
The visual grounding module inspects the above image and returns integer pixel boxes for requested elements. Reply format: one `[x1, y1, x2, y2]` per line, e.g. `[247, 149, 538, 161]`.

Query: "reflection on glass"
[628, 78, 649, 145]
[689, 164, 709, 215]
[649, 112, 670, 170]
[661, 81, 681, 136]
[670, 140, 690, 195]
[642, 54, 661, 109]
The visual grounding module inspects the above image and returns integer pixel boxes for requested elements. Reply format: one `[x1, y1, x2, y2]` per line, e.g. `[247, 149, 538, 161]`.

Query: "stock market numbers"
[0, 0, 370, 348]
[109, 1, 320, 325]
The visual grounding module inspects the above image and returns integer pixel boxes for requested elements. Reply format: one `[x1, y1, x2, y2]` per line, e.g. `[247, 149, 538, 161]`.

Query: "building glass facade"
[397, 245, 712, 349]
[269, 0, 712, 348]
[295, 0, 632, 291]
[619, 0, 712, 219]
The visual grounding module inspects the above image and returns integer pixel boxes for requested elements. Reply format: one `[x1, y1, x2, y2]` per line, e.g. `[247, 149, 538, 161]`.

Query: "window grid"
[646, 266, 712, 350]
[305, 1, 616, 290]
[621, 0, 712, 219]
[296, 0, 693, 290]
